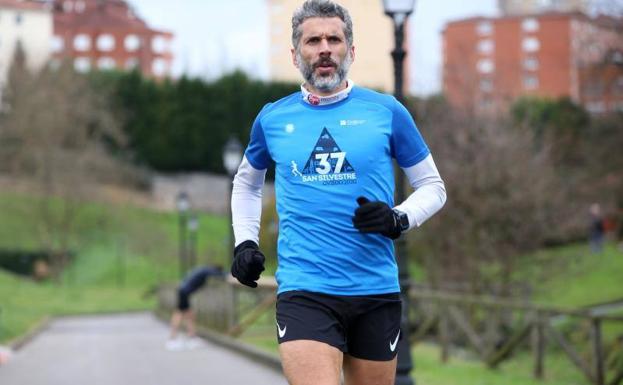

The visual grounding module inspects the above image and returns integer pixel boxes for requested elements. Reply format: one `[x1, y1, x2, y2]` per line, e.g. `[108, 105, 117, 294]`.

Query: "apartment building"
[442, 12, 623, 115]
[51, 0, 173, 78]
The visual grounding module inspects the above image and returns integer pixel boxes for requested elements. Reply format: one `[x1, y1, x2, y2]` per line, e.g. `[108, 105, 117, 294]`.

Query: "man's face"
[292, 17, 355, 94]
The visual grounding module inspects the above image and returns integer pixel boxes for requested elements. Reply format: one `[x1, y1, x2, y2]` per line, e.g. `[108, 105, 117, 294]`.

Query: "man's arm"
[230, 156, 268, 288]
[231, 156, 267, 246]
[353, 154, 446, 238]
[394, 154, 446, 230]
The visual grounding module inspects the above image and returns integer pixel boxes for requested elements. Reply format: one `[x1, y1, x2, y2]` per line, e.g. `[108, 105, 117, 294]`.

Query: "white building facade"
[0, 0, 52, 88]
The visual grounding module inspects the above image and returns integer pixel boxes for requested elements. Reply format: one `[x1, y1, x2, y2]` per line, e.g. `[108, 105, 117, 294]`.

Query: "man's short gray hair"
[291, 0, 353, 50]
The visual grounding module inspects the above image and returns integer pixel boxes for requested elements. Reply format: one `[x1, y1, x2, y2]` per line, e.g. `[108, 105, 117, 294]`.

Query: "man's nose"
[318, 38, 331, 55]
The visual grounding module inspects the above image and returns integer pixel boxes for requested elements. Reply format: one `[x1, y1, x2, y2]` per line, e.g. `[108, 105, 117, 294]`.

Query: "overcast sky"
[129, 0, 498, 95]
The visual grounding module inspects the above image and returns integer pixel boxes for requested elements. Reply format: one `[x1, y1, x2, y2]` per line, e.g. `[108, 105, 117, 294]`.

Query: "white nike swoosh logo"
[277, 322, 287, 338]
[389, 330, 400, 352]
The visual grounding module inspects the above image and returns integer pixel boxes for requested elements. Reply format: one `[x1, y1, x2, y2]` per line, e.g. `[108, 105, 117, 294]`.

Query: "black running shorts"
[275, 290, 402, 361]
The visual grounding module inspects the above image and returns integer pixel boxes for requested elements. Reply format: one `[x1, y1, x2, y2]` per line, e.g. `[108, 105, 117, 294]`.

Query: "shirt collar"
[301, 80, 354, 106]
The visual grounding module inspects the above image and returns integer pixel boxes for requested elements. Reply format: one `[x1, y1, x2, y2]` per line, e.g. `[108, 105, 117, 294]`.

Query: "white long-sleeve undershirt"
[231, 156, 266, 247]
[231, 154, 446, 246]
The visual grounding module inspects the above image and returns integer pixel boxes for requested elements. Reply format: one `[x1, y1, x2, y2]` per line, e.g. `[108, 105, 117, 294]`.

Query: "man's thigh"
[279, 340, 343, 385]
[343, 355, 397, 385]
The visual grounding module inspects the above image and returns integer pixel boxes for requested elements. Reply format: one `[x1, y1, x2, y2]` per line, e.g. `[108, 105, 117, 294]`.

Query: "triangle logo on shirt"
[301, 128, 355, 175]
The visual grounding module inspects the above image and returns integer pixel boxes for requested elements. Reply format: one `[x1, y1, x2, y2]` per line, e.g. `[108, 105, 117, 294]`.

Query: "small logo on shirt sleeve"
[339, 119, 366, 126]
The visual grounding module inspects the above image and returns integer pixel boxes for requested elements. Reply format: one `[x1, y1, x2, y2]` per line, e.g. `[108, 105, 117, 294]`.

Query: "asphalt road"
[0, 312, 288, 385]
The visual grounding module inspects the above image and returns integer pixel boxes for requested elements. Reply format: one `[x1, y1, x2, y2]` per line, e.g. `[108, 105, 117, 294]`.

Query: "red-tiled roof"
[53, 0, 171, 35]
[0, 0, 48, 11]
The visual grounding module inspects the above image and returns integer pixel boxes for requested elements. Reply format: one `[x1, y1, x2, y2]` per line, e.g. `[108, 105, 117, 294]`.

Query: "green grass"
[0, 268, 153, 343]
[0, 191, 229, 343]
[525, 243, 623, 307]
[413, 343, 586, 385]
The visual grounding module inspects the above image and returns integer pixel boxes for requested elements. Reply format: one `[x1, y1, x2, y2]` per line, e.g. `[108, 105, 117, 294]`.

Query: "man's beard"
[296, 50, 352, 93]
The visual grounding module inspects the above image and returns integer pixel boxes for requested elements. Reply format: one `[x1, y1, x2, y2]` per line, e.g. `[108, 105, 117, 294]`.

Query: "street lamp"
[383, 1, 416, 384]
[223, 137, 243, 178]
[176, 191, 190, 279]
[223, 136, 243, 251]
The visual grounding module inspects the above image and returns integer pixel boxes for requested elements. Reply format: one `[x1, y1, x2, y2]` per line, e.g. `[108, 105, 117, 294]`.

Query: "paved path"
[0, 312, 288, 385]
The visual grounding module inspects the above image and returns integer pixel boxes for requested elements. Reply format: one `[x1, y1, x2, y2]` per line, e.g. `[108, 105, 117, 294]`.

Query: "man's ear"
[291, 48, 299, 68]
[350, 45, 356, 62]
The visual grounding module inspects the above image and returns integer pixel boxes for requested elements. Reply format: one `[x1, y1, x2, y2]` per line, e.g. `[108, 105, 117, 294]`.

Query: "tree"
[0, 58, 129, 276]
[409, 97, 562, 296]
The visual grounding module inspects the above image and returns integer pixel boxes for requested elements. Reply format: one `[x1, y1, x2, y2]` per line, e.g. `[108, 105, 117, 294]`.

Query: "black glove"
[231, 240, 265, 288]
[352, 196, 402, 240]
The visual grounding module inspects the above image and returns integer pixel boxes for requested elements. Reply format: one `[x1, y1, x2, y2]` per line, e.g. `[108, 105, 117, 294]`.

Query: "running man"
[230, 1, 446, 384]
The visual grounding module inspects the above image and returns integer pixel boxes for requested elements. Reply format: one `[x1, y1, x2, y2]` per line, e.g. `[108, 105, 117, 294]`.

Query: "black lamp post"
[383, 1, 416, 384]
[176, 191, 190, 279]
[187, 213, 199, 269]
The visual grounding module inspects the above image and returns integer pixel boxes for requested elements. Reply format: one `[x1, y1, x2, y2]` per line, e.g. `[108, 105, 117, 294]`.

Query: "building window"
[125, 35, 140, 52]
[152, 59, 167, 76]
[586, 101, 605, 114]
[97, 57, 116, 70]
[97, 34, 115, 51]
[15, 12, 23, 25]
[151, 36, 168, 54]
[74, 57, 90, 73]
[125, 57, 139, 70]
[51, 36, 64, 53]
[63, 1, 73, 12]
[523, 57, 539, 71]
[523, 74, 539, 89]
[73, 34, 91, 51]
[477, 39, 494, 55]
[522, 37, 540, 52]
[477, 59, 494, 74]
[75, 1, 85, 13]
[521, 18, 539, 32]
[480, 78, 493, 92]
[476, 21, 493, 36]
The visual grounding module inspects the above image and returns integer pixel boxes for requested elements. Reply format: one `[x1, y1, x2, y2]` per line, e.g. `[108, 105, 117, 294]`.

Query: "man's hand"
[352, 196, 402, 240]
[231, 240, 266, 288]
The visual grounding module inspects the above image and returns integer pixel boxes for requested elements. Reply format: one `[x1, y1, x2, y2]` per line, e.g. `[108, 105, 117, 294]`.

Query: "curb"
[8, 316, 51, 351]
[5, 310, 150, 352]
[154, 310, 282, 373]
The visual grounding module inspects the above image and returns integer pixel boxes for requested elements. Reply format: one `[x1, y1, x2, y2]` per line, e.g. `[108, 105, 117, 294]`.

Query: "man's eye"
[328, 36, 342, 43]
[307, 37, 320, 44]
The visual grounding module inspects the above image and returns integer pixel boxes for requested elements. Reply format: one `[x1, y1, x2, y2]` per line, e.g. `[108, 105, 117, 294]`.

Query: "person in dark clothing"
[166, 265, 225, 350]
[589, 203, 605, 254]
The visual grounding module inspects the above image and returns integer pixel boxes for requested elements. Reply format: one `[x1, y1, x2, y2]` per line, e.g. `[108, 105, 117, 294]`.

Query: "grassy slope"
[525, 242, 623, 307]
[0, 191, 228, 343]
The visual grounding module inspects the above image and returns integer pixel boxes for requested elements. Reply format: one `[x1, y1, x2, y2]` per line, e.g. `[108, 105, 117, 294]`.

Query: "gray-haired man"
[230, 1, 446, 384]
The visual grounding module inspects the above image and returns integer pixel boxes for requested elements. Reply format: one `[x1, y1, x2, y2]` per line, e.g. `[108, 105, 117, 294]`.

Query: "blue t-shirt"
[245, 86, 430, 295]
